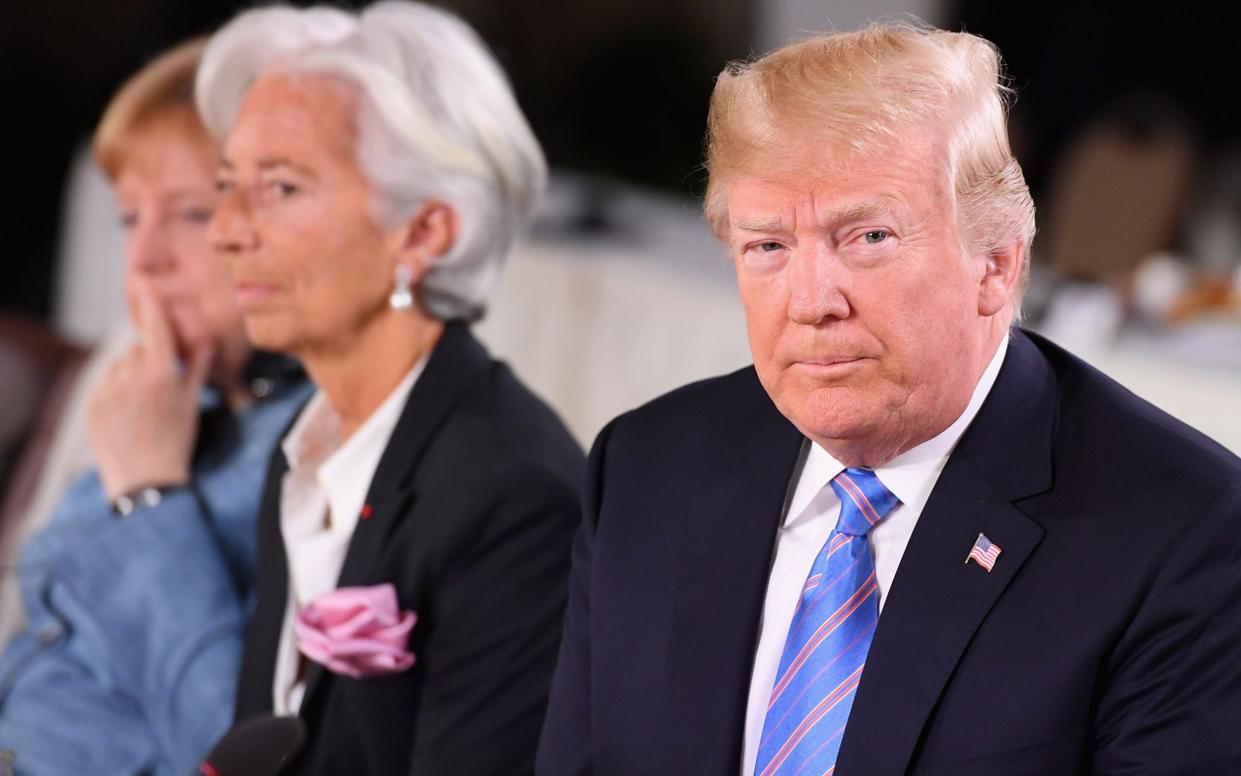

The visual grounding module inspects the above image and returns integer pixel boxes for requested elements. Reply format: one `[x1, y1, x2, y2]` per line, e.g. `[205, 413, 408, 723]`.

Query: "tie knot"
[829, 468, 900, 536]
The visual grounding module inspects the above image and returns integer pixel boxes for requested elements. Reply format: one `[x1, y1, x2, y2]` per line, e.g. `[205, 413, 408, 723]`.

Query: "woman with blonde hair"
[0, 38, 311, 774]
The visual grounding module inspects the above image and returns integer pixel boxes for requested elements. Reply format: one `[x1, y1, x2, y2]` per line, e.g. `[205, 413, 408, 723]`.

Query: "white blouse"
[271, 359, 425, 715]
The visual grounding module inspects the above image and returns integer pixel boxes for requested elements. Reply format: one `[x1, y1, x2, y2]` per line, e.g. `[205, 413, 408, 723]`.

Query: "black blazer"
[537, 329, 1241, 775]
[236, 322, 584, 775]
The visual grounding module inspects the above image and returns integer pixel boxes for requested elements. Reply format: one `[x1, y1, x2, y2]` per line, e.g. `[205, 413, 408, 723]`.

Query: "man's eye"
[269, 181, 299, 196]
[119, 211, 138, 230]
[756, 241, 785, 252]
[862, 230, 889, 244]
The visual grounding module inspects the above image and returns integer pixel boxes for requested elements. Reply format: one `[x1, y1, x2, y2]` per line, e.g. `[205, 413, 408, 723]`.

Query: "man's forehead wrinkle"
[734, 215, 788, 232]
[819, 199, 894, 227]
[730, 186, 801, 234]
[732, 188, 899, 237]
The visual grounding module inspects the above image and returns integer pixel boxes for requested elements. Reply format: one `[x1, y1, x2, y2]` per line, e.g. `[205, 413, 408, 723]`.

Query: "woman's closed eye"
[171, 203, 214, 225]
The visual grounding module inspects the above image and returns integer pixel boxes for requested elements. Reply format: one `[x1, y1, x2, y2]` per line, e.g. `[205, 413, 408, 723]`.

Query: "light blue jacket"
[0, 367, 311, 775]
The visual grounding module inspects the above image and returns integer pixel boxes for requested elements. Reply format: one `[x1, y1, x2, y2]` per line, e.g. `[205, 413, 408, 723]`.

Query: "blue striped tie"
[755, 467, 900, 776]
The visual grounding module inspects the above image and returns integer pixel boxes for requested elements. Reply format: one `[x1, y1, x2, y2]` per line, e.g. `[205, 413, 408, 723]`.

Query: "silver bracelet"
[112, 486, 166, 517]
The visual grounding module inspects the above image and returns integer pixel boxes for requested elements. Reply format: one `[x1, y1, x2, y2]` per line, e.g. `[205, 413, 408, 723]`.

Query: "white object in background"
[479, 235, 751, 446]
[1088, 333, 1241, 455]
[1131, 252, 1191, 320]
[1038, 282, 1125, 357]
[52, 143, 127, 345]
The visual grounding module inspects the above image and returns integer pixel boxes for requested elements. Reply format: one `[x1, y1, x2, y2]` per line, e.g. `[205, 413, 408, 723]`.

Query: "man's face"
[727, 130, 1006, 466]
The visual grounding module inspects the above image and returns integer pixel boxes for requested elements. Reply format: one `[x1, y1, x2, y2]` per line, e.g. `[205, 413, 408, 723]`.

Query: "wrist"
[101, 467, 189, 502]
[111, 484, 185, 517]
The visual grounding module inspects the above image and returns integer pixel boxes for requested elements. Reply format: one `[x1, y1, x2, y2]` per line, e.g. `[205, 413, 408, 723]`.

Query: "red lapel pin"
[360, 503, 373, 520]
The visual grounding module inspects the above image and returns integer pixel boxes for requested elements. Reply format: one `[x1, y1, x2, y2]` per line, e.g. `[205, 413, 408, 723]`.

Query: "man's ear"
[978, 241, 1024, 317]
[391, 200, 458, 282]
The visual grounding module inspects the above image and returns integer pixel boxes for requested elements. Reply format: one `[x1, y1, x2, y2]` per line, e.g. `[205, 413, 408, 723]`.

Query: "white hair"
[196, 1, 546, 321]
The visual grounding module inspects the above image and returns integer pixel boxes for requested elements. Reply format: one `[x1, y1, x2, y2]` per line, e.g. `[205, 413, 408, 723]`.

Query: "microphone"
[198, 714, 306, 776]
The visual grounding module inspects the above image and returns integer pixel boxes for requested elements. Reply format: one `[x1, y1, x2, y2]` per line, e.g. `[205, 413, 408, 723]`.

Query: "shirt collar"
[281, 391, 339, 475]
[280, 355, 426, 505]
[316, 359, 424, 514]
[785, 333, 1010, 525]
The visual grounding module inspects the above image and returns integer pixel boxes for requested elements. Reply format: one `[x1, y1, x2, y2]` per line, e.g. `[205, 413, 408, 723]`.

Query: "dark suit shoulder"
[431, 359, 585, 493]
[607, 365, 793, 453]
[624, 364, 760, 420]
[1031, 334, 1241, 496]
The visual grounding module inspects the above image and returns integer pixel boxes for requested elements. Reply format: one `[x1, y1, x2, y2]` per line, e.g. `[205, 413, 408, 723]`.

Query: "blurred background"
[2, 0, 1239, 468]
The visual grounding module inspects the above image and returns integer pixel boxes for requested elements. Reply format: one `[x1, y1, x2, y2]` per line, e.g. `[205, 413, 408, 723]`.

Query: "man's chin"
[776, 393, 901, 461]
[787, 411, 879, 445]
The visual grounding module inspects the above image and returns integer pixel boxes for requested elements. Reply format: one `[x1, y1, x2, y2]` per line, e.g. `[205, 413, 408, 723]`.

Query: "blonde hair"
[93, 37, 209, 180]
[704, 23, 1035, 266]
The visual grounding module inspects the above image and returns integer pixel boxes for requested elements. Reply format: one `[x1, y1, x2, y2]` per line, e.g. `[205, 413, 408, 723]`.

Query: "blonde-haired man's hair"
[704, 24, 1035, 270]
[93, 37, 208, 180]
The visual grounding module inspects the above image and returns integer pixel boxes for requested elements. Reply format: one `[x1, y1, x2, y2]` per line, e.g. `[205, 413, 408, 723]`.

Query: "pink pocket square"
[294, 583, 416, 678]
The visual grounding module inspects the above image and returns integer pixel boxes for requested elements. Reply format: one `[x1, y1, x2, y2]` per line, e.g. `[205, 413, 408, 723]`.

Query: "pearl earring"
[389, 264, 414, 311]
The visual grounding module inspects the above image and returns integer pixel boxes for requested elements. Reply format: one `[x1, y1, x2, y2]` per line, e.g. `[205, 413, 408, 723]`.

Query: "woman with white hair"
[199, 2, 583, 772]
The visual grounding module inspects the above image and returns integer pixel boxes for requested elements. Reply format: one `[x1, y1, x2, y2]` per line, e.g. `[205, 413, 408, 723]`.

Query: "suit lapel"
[658, 370, 806, 773]
[297, 483, 418, 707]
[299, 321, 492, 712]
[835, 460, 1044, 774]
[237, 444, 294, 717]
[836, 330, 1059, 774]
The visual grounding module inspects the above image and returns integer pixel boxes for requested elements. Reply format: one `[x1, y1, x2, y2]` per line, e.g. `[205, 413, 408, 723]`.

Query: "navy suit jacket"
[538, 329, 1241, 775]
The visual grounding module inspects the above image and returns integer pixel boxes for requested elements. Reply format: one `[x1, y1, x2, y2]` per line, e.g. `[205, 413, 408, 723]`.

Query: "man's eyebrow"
[732, 200, 894, 233]
[825, 200, 892, 225]
[732, 216, 786, 232]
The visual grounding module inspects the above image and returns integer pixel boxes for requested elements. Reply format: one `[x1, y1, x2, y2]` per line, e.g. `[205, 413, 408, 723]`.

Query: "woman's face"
[211, 73, 403, 359]
[116, 114, 246, 361]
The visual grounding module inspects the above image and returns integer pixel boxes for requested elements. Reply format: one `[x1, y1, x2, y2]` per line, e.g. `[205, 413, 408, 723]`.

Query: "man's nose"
[209, 187, 259, 254]
[787, 243, 851, 324]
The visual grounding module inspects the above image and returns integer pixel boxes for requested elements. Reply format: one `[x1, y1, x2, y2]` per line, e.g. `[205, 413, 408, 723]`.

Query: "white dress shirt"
[740, 335, 1009, 775]
[271, 360, 425, 715]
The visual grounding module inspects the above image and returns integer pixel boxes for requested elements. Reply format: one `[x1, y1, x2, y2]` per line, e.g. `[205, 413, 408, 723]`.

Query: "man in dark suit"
[538, 23, 1241, 775]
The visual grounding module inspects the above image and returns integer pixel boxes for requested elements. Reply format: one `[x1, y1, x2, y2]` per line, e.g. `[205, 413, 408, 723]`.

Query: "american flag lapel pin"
[965, 532, 1002, 572]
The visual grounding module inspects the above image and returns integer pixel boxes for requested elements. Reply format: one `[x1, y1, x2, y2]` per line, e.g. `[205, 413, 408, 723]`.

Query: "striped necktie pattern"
[755, 467, 900, 776]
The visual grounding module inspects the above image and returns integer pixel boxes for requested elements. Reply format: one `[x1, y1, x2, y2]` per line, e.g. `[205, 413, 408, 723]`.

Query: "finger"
[133, 278, 176, 366]
[108, 345, 141, 384]
[90, 347, 137, 416]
